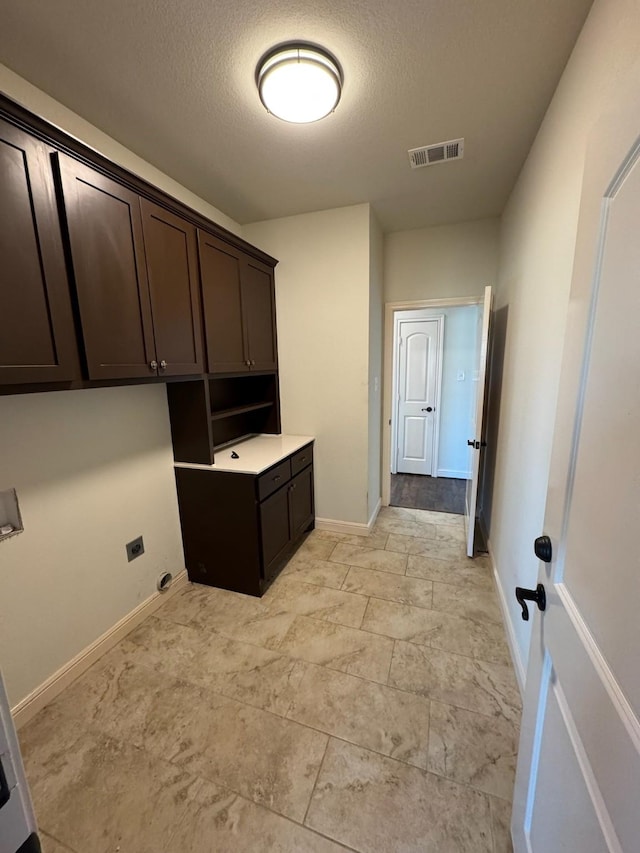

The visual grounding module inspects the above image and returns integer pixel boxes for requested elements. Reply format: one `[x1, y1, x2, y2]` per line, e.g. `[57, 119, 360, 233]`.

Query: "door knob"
[422, 406, 433, 412]
[515, 584, 546, 621]
[534, 535, 552, 563]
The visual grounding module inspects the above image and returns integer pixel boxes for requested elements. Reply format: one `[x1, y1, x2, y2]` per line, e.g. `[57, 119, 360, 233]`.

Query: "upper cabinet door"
[55, 153, 157, 380]
[242, 258, 277, 371]
[198, 230, 249, 373]
[140, 200, 203, 376]
[0, 120, 78, 384]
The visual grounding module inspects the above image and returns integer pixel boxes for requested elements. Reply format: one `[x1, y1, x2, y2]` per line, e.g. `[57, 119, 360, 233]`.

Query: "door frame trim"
[392, 313, 445, 477]
[382, 295, 484, 507]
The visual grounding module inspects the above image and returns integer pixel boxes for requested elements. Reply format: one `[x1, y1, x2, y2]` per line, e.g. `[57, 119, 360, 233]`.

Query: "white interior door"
[512, 85, 640, 852]
[464, 285, 492, 557]
[396, 319, 440, 475]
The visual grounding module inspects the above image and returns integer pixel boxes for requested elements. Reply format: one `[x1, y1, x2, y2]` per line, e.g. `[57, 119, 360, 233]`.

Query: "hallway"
[390, 474, 467, 514]
[19, 506, 519, 853]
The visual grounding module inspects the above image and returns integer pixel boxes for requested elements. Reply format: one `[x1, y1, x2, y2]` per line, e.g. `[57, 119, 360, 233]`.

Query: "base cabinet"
[175, 443, 314, 596]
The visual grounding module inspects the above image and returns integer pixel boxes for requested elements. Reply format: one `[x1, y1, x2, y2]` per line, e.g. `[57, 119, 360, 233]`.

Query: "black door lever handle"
[515, 584, 546, 621]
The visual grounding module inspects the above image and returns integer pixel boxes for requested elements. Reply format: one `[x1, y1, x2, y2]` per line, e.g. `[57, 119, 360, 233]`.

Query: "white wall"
[245, 205, 372, 526]
[0, 386, 184, 706]
[0, 69, 243, 708]
[0, 64, 240, 236]
[486, 0, 640, 676]
[384, 219, 499, 303]
[368, 210, 384, 520]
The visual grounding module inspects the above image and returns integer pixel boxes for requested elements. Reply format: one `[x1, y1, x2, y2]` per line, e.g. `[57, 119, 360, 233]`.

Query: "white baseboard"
[437, 468, 471, 479]
[11, 570, 189, 729]
[315, 518, 370, 536]
[486, 540, 526, 696]
[367, 497, 382, 529]
[316, 499, 381, 536]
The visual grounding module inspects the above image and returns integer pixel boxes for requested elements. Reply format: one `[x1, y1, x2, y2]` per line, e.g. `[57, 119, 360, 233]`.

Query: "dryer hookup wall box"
[0, 487, 23, 541]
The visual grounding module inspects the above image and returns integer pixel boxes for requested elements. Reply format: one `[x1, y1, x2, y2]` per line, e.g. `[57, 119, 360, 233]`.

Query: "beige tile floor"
[20, 506, 519, 853]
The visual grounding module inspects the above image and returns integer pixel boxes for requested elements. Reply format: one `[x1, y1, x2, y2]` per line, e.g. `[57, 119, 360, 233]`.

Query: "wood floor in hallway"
[391, 474, 467, 514]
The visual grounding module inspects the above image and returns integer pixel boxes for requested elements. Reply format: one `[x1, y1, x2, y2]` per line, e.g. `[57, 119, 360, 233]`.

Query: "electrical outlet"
[126, 535, 145, 562]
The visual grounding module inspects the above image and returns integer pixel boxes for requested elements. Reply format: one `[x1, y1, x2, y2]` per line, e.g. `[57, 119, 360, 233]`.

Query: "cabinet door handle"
[149, 360, 158, 371]
[159, 360, 167, 370]
[246, 360, 251, 367]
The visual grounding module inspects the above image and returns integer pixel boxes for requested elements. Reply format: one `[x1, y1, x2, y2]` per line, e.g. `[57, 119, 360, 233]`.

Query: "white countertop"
[175, 434, 314, 475]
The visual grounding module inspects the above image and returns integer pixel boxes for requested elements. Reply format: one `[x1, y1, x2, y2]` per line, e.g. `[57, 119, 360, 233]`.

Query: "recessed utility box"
[0, 488, 24, 541]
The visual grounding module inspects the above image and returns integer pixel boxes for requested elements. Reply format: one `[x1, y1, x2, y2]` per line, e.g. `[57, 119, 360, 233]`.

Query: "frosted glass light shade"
[257, 45, 342, 123]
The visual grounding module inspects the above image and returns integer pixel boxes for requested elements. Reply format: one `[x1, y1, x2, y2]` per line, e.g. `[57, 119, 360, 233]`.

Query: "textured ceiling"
[0, 0, 593, 231]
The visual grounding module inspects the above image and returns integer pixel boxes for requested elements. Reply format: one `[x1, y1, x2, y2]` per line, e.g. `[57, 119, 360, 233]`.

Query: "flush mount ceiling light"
[256, 43, 342, 123]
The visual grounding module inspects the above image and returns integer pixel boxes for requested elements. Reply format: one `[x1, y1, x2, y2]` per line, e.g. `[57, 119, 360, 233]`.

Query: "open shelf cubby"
[167, 372, 281, 465]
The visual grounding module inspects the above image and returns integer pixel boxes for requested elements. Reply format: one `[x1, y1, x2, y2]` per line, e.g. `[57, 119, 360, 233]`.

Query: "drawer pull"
[273, 475, 281, 482]
[300, 456, 306, 462]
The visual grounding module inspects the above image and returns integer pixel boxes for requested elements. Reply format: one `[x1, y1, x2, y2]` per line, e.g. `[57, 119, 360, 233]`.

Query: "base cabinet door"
[289, 466, 314, 539]
[260, 484, 292, 582]
[0, 120, 78, 384]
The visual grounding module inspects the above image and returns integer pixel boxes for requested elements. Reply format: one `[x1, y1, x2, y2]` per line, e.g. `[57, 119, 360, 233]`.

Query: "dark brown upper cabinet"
[243, 257, 278, 371]
[198, 230, 277, 374]
[56, 153, 156, 380]
[0, 119, 78, 384]
[56, 155, 204, 380]
[139, 199, 203, 376]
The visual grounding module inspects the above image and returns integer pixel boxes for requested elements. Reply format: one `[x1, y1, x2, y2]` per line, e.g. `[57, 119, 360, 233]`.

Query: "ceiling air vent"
[408, 138, 464, 169]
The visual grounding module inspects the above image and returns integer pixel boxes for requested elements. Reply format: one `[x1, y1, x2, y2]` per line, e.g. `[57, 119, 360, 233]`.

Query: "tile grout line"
[353, 612, 514, 669]
[40, 829, 80, 853]
[301, 735, 330, 828]
[386, 638, 396, 686]
[282, 710, 431, 774]
[358, 596, 372, 630]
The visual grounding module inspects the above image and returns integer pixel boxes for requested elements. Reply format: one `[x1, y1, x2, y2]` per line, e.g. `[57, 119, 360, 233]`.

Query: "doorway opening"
[382, 290, 492, 556]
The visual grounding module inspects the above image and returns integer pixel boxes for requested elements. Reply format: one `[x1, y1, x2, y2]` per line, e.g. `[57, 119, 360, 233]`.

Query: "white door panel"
[529, 681, 608, 853]
[403, 416, 427, 460]
[396, 319, 441, 475]
[464, 285, 492, 556]
[512, 80, 640, 853]
[405, 333, 429, 400]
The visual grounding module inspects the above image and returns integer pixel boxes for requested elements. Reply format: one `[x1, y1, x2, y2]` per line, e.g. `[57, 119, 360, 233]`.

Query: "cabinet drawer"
[257, 459, 291, 501]
[291, 444, 313, 476]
